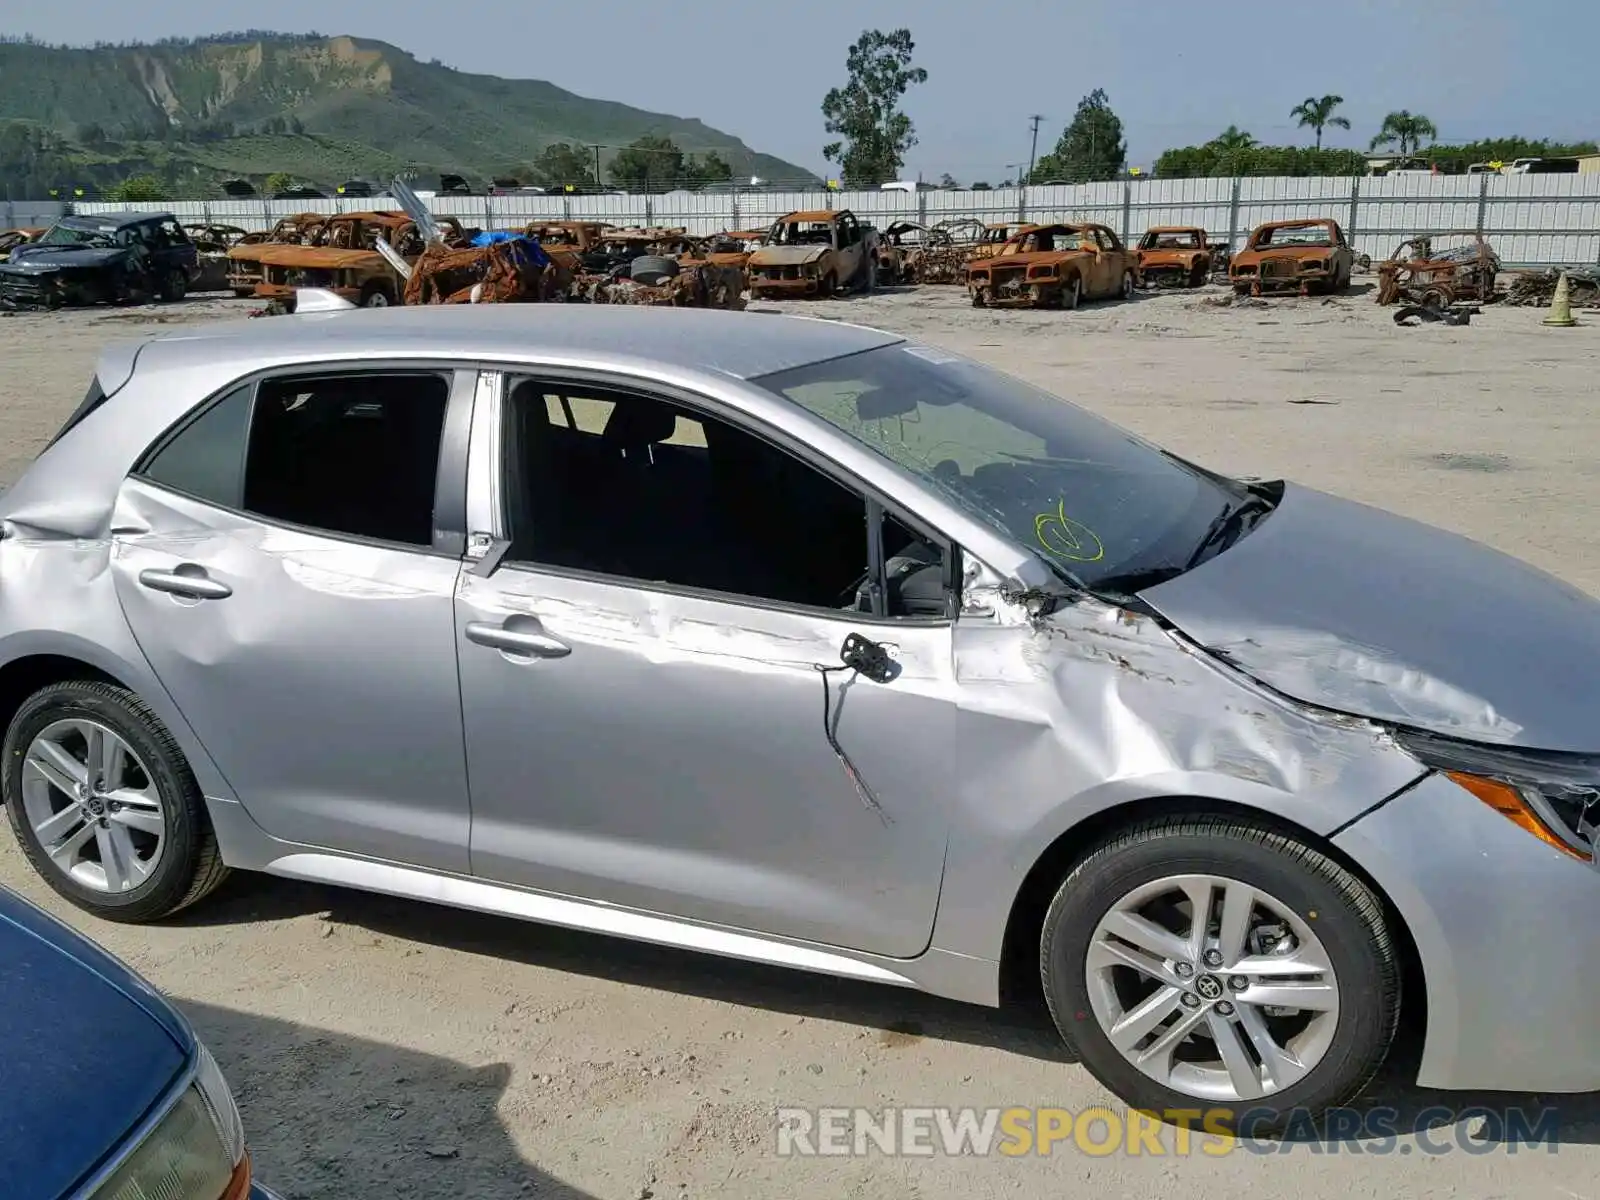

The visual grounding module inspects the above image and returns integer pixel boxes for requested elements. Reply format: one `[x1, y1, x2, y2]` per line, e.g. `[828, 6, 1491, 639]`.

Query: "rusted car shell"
[183, 224, 249, 292]
[1230, 218, 1355, 296]
[250, 214, 467, 306]
[1136, 226, 1212, 288]
[748, 210, 875, 298]
[225, 213, 327, 295]
[966, 223, 1138, 309]
[1375, 232, 1500, 306]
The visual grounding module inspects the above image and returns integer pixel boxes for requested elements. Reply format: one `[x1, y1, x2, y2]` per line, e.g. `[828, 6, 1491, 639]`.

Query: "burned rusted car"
[225, 213, 327, 296]
[0, 228, 44, 263]
[250, 212, 469, 307]
[1136, 226, 1217, 289]
[1374, 231, 1500, 307]
[967, 222, 1138, 309]
[183, 223, 250, 292]
[1230, 218, 1355, 296]
[747, 209, 878, 298]
[402, 234, 564, 305]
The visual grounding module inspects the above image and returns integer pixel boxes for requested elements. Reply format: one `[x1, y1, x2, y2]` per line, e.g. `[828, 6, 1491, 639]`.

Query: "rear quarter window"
[43, 377, 108, 451]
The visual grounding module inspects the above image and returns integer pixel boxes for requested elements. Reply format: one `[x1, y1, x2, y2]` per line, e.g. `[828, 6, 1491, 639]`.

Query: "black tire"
[631, 255, 679, 286]
[1039, 815, 1398, 1133]
[158, 269, 188, 303]
[820, 271, 838, 297]
[3, 680, 229, 923]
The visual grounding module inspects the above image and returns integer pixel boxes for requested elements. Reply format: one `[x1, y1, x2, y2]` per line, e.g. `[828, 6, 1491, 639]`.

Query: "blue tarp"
[470, 231, 551, 269]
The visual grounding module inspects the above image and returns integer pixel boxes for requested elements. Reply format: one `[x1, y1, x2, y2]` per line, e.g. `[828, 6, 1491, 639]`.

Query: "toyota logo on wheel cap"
[1195, 974, 1224, 1001]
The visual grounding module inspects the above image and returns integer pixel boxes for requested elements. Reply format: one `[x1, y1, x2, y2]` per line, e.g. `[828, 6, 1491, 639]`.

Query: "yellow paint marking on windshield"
[1034, 499, 1105, 563]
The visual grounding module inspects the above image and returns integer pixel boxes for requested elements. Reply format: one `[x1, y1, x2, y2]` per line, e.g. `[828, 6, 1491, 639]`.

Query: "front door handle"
[464, 619, 571, 659]
[138, 566, 232, 600]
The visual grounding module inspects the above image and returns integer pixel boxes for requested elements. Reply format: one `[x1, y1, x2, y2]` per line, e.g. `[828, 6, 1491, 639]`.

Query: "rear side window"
[44, 377, 109, 451]
[137, 372, 450, 548]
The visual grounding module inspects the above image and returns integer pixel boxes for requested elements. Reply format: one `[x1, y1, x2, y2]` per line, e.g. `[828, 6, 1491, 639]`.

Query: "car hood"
[749, 245, 830, 267]
[1138, 482, 1600, 752]
[3, 244, 130, 272]
[0, 886, 192, 1199]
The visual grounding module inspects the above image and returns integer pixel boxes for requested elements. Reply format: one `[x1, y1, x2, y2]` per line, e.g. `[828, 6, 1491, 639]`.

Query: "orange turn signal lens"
[220, 1153, 252, 1200]
[1446, 771, 1590, 861]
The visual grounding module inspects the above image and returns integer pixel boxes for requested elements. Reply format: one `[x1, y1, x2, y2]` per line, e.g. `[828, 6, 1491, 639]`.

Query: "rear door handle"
[465, 619, 571, 659]
[138, 566, 232, 600]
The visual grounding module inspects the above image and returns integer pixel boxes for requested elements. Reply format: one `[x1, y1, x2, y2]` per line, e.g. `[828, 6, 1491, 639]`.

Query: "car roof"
[60, 212, 167, 229]
[127, 304, 906, 384]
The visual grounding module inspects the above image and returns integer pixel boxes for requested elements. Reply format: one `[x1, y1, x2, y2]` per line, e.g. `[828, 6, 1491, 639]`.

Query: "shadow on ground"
[182, 999, 597, 1199]
[182, 873, 1600, 1150]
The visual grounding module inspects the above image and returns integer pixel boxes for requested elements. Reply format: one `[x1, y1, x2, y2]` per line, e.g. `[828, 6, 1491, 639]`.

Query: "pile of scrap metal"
[1374, 232, 1500, 306]
[872, 221, 959, 285]
[402, 231, 560, 304]
[183, 224, 250, 292]
[908, 218, 986, 284]
[576, 251, 746, 309]
[1503, 266, 1600, 308]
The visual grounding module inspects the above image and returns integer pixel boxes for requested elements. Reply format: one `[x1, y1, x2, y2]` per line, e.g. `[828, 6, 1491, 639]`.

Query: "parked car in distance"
[1229, 218, 1355, 296]
[0, 213, 198, 309]
[0, 882, 279, 1199]
[747, 209, 878, 297]
[966, 221, 1138, 308]
[7, 303, 1600, 1132]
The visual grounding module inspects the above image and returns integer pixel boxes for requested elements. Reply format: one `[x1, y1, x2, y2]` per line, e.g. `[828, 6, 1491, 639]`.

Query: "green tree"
[938, 172, 959, 188]
[683, 151, 733, 189]
[821, 28, 928, 187]
[530, 141, 597, 190]
[264, 171, 296, 195]
[1212, 125, 1256, 152]
[608, 135, 685, 192]
[1028, 89, 1126, 183]
[1290, 94, 1350, 150]
[1369, 110, 1438, 156]
[106, 174, 167, 201]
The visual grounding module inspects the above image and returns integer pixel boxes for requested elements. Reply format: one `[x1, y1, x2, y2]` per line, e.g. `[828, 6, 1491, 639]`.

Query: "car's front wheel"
[3, 680, 228, 922]
[1039, 815, 1399, 1132]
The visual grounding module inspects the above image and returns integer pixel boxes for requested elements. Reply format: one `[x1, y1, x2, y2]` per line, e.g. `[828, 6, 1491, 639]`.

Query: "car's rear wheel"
[1121, 270, 1137, 301]
[360, 282, 394, 307]
[1062, 275, 1082, 310]
[158, 269, 188, 303]
[3, 681, 228, 923]
[1039, 815, 1398, 1132]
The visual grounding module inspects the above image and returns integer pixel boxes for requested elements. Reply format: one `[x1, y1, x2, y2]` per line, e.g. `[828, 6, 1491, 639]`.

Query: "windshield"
[752, 343, 1250, 592]
[1140, 231, 1202, 250]
[1254, 224, 1333, 249]
[36, 223, 117, 248]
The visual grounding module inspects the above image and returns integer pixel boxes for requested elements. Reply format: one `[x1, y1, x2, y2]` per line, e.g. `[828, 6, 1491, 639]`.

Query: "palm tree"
[1290, 95, 1351, 150]
[1369, 110, 1439, 156]
[1211, 125, 1256, 152]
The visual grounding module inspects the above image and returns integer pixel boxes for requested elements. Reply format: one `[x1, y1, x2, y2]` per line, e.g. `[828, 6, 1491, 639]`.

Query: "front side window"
[753, 344, 1250, 594]
[138, 372, 450, 547]
[500, 379, 947, 617]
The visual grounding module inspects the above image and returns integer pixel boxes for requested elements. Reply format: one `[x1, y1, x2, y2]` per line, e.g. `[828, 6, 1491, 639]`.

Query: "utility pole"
[593, 145, 602, 190]
[1026, 114, 1045, 184]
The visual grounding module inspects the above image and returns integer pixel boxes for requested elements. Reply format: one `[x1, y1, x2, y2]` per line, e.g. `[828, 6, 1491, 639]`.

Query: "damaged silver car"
[3, 302, 1598, 1129]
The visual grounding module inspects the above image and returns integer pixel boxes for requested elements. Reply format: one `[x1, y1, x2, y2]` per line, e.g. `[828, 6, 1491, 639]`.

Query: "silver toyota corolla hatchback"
[3, 303, 1596, 1128]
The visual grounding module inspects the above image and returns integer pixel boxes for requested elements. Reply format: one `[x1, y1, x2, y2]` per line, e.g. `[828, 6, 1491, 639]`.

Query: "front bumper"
[749, 274, 823, 296]
[1334, 769, 1600, 1092]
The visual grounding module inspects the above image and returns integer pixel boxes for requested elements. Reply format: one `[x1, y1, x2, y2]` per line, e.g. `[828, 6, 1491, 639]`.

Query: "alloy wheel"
[1084, 873, 1340, 1102]
[20, 719, 165, 894]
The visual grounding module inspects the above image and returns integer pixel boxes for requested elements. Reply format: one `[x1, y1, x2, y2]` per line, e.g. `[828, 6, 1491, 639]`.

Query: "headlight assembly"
[94, 1040, 250, 1200]
[1395, 730, 1600, 861]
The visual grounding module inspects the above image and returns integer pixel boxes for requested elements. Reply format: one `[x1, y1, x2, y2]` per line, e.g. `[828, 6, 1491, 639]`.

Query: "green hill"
[0, 32, 817, 196]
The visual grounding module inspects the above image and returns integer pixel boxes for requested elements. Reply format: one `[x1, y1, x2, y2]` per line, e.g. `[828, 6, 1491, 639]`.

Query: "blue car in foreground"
[0, 884, 279, 1200]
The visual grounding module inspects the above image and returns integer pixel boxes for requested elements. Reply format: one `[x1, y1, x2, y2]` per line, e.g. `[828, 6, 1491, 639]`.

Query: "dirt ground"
[2, 285, 1598, 1199]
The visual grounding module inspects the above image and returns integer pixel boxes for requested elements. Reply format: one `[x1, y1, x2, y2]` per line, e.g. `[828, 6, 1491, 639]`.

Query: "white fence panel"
[1132, 178, 1235, 241]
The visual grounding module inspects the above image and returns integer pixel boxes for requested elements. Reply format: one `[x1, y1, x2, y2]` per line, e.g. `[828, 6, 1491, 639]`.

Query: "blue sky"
[13, 0, 1595, 182]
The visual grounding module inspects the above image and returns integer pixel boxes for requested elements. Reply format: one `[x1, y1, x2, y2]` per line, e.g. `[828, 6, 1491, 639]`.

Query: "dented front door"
[455, 564, 956, 958]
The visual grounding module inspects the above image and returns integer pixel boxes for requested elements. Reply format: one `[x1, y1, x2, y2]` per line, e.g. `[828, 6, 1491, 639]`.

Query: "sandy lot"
[2, 286, 1598, 1198]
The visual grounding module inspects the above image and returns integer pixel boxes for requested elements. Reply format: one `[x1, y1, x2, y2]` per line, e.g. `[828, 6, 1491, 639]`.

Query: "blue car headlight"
[1395, 729, 1600, 862]
[93, 1041, 249, 1200]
